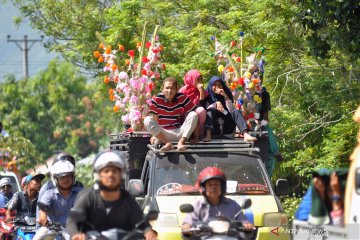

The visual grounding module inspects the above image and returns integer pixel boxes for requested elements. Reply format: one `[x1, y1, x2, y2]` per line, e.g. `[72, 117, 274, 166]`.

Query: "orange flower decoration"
[252, 78, 260, 84]
[109, 89, 115, 95]
[105, 46, 112, 54]
[125, 59, 130, 65]
[136, 42, 142, 48]
[113, 105, 120, 112]
[98, 56, 104, 63]
[227, 66, 234, 72]
[118, 44, 125, 51]
[111, 64, 118, 71]
[109, 94, 115, 101]
[230, 82, 237, 90]
[99, 43, 105, 49]
[93, 50, 101, 58]
[158, 45, 164, 51]
[114, 75, 119, 83]
[104, 76, 109, 84]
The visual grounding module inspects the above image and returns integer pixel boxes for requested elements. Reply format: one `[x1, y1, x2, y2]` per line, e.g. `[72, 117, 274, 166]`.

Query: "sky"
[0, 1, 57, 81]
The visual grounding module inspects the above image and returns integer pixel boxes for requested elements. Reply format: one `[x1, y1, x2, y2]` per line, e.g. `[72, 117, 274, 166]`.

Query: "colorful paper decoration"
[211, 33, 267, 129]
[93, 24, 163, 131]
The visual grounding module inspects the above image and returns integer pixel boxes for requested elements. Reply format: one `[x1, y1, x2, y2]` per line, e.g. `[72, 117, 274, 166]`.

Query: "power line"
[7, 35, 44, 79]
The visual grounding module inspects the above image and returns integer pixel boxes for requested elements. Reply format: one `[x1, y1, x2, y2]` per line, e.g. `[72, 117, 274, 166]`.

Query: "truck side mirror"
[275, 179, 289, 196]
[128, 179, 144, 197]
[180, 204, 194, 213]
[356, 167, 360, 195]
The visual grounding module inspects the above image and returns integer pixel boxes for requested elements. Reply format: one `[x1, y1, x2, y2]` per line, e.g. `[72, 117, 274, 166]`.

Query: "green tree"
[0, 60, 117, 161]
[8, 0, 360, 193]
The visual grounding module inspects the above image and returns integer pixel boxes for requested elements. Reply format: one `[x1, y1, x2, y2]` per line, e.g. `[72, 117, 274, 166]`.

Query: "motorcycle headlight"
[24, 216, 36, 226]
[150, 213, 179, 228]
[208, 220, 230, 233]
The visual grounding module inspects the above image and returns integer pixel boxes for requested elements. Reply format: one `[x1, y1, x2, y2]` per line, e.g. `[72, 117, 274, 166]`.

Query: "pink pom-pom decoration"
[119, 71, 128, 80]
[129, 110, 141, 121]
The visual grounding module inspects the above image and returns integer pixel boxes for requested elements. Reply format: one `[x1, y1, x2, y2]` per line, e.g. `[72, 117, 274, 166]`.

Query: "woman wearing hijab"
[179, 69, 207, 140]
[202, 76, 256, 142]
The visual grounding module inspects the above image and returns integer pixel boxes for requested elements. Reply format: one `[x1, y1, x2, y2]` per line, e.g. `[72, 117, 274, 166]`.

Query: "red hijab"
[179, 69, 202, 105]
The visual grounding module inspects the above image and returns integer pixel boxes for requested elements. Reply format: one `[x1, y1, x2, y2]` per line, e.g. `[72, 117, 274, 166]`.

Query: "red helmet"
[197, 167, 227, 194]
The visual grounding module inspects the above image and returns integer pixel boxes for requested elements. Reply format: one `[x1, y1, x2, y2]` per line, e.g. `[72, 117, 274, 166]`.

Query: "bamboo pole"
[136, 22, 148, 77]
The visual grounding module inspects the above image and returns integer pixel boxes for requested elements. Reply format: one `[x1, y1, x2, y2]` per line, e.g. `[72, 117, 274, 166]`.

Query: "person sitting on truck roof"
[66, 150, 157, 240]
[179, 69, 207, 140]
[5, 173, 45, 220]
[0, 178, 14, 208]
[202, 76, 256, 142]
[144, 77, 199, 151]
[182, 167, 254, 237]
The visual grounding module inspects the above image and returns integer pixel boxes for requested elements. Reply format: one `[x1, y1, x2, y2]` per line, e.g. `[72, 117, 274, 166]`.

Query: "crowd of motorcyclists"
[0, 149, 256, 240]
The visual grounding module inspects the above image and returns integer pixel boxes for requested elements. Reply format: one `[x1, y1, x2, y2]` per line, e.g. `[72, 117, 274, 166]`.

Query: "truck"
[110, 131, 290, 240]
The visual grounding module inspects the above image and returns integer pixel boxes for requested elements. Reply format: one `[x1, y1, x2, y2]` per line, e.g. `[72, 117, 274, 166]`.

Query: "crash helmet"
[50, 160, 75, 187]
[52, 152, 76, 166]
[197, 167, 227, 194]
[93, 150, 126, 180]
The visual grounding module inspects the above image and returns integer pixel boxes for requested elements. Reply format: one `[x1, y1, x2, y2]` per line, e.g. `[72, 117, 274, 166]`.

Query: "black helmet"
[53, 152, 76, 166]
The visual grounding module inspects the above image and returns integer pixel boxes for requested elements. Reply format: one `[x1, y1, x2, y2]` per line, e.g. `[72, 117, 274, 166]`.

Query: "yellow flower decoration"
[254, 95, 262, 103]
[218, 65, 225, 73]
[244, 71, 251, 79]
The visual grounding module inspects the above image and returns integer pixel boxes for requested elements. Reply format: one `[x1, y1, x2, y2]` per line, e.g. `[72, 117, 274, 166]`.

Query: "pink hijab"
[179, 69, 202, 105]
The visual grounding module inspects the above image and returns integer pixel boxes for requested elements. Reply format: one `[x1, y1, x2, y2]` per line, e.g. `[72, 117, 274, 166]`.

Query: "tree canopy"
[4, 0, 360, 191]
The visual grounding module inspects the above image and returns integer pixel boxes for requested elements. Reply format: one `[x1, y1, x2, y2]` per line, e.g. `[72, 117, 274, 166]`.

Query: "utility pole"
[7, 35, 44, 79]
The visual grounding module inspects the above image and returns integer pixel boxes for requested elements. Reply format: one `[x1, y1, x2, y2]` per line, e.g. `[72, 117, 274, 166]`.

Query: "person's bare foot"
[203, 129, 212, 142]
[160, 142, 173, 151]
[150, 136, 157, 145]
[177, 138, 187, 151]
[244, 132, 257, 142]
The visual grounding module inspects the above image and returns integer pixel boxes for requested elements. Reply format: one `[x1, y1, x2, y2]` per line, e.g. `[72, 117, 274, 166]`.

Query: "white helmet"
[51, 160, 75, 187]
[0, 178, 12, 188]
[93, 150, 126, 181]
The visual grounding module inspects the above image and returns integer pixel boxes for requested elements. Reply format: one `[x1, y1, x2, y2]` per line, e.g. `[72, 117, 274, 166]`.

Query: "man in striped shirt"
[144, 77, 199, 151]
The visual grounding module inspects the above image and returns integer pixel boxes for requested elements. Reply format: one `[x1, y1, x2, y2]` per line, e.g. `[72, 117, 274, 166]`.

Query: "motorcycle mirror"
[37, 202, 50, 212]
[69, 209, 86, 222]
[240, 198, 252, 209]
[146, 210, 159, 221]
[128, 179, 144, 197]
[179, 204, 194, 213]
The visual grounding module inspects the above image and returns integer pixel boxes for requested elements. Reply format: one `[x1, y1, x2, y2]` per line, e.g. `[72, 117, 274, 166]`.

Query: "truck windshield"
[154, 152, 269, 196]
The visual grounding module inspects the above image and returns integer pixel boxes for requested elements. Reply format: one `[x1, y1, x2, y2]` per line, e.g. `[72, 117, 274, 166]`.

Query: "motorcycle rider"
[66, 150, 157, 240]
[182, 167, 254, 234]
[33, 160, 82, 240]
[5, 174, 45, 220]
[38, 152, 83, 199]
[0, 178, 14, 208]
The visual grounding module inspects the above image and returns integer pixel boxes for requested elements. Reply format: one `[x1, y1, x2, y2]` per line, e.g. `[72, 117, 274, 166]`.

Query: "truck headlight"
[263, 213, 288, 227]
[150, 213, 179, 228]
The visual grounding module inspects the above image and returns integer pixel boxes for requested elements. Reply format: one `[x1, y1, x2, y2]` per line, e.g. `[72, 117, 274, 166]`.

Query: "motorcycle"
[180, 199, 255, 240]
[12, 214, 37, 240]
[68, 208, 159, 240]
[36, 202, 70, 240]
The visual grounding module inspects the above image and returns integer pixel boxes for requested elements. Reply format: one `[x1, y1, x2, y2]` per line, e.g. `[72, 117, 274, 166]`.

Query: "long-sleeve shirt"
[66, 187, 150, 235]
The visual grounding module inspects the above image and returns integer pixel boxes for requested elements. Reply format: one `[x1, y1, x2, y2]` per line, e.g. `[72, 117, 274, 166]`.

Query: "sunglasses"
[1, 185, 12, 189]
